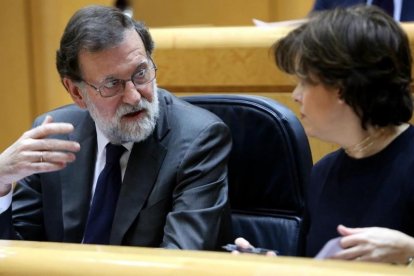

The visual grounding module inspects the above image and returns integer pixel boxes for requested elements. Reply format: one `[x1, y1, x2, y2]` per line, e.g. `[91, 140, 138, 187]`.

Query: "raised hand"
[0, 115, 80, 195]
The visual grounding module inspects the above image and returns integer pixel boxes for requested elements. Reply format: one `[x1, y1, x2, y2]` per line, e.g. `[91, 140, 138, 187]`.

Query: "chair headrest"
[183, 95, 312, 215]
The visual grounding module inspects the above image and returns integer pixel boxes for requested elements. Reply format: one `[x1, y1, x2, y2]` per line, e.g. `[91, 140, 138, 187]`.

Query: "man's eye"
[135, 69, 146, 78]
[104, 79, 121, 89]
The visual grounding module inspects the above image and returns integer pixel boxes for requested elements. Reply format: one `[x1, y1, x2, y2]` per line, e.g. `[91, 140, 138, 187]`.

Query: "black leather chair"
[182, 94, 313, 256]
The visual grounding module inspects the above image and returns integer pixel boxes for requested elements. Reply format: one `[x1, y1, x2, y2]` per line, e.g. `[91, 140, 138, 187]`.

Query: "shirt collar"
[95, 126, 134, 156]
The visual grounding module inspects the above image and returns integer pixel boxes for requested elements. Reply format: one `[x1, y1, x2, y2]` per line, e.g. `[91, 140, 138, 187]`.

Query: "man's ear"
[63, 77, 87, 109]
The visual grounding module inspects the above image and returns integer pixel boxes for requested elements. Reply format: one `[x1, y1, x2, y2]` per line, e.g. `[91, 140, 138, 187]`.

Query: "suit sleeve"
[161, 121, 232, 250]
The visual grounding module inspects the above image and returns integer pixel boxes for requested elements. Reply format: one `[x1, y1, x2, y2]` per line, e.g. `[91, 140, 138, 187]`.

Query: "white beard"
[84, 82, 160, 144]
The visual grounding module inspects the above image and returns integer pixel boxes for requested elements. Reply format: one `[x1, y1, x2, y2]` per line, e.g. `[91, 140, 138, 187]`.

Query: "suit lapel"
[110, 137, 167, 244]
[61, 113, 97, 242]
[110, 89, 171, 244]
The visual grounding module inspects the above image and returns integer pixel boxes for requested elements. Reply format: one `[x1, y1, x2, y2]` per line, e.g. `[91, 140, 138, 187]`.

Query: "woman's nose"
[292, 86, 302, 103]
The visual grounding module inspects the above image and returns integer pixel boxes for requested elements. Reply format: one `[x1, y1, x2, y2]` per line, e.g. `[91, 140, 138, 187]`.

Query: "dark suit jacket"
[0, 89, 232, 250]
[312, 0, 414, 21]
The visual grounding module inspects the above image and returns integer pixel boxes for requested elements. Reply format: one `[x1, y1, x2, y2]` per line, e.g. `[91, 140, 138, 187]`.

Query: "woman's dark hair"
[56, 5, 154, 82]
[273, 5, 413, 128]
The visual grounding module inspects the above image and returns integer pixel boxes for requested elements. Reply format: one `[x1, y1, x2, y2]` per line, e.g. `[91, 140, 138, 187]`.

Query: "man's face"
[71, 29, 159, 144]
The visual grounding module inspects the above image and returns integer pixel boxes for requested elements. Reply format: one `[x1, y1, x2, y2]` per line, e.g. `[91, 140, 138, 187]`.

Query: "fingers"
[18, 116, 80, 154]
[337, 225, 370, 251]
[35, 138, 80, 153]
[331, 245, 366, 261]
[333, 225, 379, 262]
[235, 237, 253, 249]
[337, 224, 364, 236]
[28, 160, 70, 174]
[41, 115, 54, 125]
[17, 149, 77, 168]
[340, 234, 366, 251]
[233, 237, 253, 254]
[27, 122, 75, 140]
[266, 251, 277, 257]
[37, 150, 77, 164]
[233, 238, 277, 256]
[16, 139, 80, 165]
[24, 115, 75, 140]
[338, 226, 380, 250]
[0, 115, 81, 186]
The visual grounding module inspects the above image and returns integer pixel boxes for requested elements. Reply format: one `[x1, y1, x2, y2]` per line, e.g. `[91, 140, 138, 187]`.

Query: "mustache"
[116, 98, 151, 117]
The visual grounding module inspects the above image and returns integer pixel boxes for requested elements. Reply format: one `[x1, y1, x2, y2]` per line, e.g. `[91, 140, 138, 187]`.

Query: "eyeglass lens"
[99, 58, 156, 97]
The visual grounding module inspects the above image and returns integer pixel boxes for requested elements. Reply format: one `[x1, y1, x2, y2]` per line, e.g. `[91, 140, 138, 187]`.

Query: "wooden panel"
[27, 0, 114, 117]
[152, 24, 414, 91]
[269, 0, 313, 21]
[0, 0, 114, 151]
[0, 240, 412, 275]
[152, 26, 294, 90]
[152, 24, 414, 162]
[131, 0, 313, 27]
[0, 0, 32, 151]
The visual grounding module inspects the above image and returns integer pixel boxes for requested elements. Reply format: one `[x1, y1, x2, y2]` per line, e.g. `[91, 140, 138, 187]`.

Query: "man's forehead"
[78, 30, 147, 78]
[82, 29, 145, 55]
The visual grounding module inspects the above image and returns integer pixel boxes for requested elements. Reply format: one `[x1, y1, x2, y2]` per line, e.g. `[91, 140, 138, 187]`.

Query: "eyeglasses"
[81, 57, 157, 98]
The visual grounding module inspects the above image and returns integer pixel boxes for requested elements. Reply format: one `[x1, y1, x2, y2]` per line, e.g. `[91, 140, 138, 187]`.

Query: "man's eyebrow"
[99, 59, 151, 82]
[133, 59, 150, 72]
[136, 59, 150, 67]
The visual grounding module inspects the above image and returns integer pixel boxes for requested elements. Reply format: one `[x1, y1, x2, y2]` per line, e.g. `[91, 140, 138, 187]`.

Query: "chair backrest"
[182, 94, 313, 256]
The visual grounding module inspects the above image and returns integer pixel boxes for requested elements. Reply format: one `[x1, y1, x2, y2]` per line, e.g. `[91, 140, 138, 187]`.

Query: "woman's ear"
[63, 77, 87, 109]
[336, 87, 346, 104]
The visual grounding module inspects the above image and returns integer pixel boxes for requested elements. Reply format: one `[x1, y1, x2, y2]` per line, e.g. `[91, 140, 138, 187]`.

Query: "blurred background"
[0, 0, 313, 151]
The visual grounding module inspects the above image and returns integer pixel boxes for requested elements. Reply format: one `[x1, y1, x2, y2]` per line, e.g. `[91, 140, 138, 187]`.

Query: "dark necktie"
[372, 0, 394, 17]
[83, 143, 126, 244]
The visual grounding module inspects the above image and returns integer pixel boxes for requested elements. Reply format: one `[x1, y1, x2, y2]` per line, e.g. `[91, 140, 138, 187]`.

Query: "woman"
[237, 5, 414, 265]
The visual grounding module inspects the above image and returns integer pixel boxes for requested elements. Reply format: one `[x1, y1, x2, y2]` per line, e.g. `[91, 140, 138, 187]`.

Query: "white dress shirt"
[92, 127, 133, 200]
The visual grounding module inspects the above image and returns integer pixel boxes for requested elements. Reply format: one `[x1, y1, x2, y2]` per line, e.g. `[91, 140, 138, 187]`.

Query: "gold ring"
[40, 152, 43, 163]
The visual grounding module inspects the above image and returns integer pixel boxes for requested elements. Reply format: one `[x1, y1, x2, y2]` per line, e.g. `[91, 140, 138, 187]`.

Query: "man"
[0, 5, 232, 250]
[312, 0, 414, 22]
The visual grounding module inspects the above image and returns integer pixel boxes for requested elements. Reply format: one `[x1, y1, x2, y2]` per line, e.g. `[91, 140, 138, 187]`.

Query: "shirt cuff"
[0, 188, 12, 214]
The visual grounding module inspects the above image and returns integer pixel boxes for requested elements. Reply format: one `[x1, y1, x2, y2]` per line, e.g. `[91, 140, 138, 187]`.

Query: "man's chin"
[116, 120, 155, 143]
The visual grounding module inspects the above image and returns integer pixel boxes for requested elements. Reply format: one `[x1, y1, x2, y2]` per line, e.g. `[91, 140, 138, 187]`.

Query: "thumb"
[337, 224, 363, 236]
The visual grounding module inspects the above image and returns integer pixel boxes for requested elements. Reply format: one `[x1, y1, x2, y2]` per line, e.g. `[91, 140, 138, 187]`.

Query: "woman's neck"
[343, 124, 409, 159]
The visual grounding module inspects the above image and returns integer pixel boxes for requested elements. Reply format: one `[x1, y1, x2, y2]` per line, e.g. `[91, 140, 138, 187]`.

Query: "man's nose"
[122, 80, 141, 105]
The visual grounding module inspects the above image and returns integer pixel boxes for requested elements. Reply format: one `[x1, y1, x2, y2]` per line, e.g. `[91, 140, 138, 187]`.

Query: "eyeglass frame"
[79, 56, 157, 98]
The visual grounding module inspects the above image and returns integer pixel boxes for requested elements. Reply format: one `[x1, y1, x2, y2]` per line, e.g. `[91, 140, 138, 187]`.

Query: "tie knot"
[105, 143, 126, 164]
